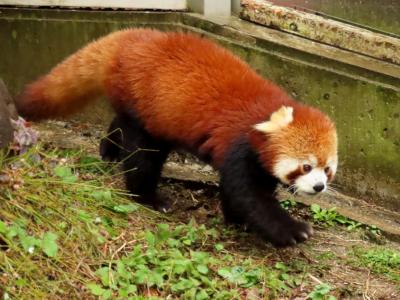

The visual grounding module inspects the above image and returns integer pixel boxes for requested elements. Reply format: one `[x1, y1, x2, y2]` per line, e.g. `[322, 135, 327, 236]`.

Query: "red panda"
[16, 29, 338, 247]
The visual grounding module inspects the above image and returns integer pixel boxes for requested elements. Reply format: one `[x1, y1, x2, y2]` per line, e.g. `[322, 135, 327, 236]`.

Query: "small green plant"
[281, 199, 297, 210]
[0, 220, 58, 258]
[308, 283, 336, 300]
[366, 225, 381, 235]
[333, 215, 362, 231]
[310, 204, 339, 226]
[310, 204, 362, 230]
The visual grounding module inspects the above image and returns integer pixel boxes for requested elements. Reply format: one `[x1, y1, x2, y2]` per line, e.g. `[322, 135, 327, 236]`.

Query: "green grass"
[0, 146, 154, 299]
[0, 145, 322, 299]
[85, 221, 306, 299]
[349, 246, 400, 283]
[1, 144, 398, 299]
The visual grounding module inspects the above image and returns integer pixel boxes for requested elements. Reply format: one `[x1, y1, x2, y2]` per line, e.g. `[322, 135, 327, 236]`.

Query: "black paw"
[153, 193, 172, 213]
[268, 220, 313, 247]
[137, 193, 172, 213]
[99, 138, 121, 162]
[221, 207, 245, 226]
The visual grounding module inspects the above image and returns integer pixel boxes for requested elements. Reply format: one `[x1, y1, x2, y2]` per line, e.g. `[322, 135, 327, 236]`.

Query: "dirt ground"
[159, 178, 400, 298]
[32, 120, 400, 299]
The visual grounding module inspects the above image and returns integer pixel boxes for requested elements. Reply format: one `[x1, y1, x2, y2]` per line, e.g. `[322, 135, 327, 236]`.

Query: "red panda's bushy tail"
[16, 30, 133, 121]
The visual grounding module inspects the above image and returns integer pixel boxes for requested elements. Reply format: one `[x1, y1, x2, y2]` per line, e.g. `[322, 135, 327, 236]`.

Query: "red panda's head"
[253, 105, 338, 195]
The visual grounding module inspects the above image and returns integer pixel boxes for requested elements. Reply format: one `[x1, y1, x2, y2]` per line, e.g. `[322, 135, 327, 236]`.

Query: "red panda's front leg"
[219, 139, 313, 247]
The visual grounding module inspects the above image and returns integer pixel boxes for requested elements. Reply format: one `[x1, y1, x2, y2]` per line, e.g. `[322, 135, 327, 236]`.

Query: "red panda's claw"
[300, 232, 309, 240]
[153, 193, 172, 213]
[271, 220, 313, 247]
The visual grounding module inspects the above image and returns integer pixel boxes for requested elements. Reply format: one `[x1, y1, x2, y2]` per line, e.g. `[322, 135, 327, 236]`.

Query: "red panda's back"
[106, 31, 279, 163]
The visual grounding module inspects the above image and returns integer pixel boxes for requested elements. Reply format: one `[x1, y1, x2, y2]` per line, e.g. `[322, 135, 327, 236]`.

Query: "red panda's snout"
[273, 155, 338, 195]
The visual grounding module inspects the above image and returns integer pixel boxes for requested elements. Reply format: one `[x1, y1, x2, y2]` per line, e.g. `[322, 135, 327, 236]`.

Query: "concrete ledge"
[241, 0, 400, 65]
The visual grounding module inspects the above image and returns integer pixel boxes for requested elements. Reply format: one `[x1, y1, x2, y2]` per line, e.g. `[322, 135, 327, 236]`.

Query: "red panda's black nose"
[313, 183, 325, 192]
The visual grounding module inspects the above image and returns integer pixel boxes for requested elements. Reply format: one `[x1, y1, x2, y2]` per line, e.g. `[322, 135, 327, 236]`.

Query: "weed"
[310, 204, 339, 226]
[308, 283, 336, 300]
[281, 199, 297, 210]
[310, 204, 362, 231]
[366, 225, 381, 236]
[0, 220, 58, 257]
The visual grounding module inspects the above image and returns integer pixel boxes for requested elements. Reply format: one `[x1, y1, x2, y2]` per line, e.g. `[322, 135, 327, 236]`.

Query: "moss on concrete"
[0, 8, 399, 209]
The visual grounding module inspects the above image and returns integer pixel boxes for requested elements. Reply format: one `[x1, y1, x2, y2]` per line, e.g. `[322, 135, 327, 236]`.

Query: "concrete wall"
[0, 8, 399, 210]
[187, 0, 231, 16]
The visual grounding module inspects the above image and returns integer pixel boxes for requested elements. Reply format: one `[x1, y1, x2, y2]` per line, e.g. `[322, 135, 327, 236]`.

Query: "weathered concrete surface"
[269, 0, 400, 37]
[241, 0, 400, 65]
[0, 8, 399, 210]
[0, 79, 15, 149]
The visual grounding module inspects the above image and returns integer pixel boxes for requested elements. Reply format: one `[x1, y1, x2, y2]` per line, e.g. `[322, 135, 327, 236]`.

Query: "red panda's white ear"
[254, 106, 293, 133]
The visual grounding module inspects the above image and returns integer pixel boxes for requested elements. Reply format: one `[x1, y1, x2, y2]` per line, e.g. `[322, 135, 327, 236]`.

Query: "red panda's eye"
[324, 167, 331, 174]
[303, 164, 312, 173]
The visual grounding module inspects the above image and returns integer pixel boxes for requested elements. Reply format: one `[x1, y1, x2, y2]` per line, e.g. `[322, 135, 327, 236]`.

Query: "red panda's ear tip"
[254, 105, 294, 133]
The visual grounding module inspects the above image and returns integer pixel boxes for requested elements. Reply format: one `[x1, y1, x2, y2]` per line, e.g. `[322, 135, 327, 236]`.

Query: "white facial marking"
[295, 168, 328, 194]
[273, 157, 300, 184]
[273, 155, 332, 195]
[254, 106, 293, 133]
[327, 155, 338, 175]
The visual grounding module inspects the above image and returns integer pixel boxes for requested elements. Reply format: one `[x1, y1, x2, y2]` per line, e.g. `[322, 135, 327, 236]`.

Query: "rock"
[0, 79, 16, 149]
[0, 80, 18, 119]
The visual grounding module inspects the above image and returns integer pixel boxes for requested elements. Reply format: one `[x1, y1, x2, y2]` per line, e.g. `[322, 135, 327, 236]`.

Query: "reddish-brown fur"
[17, 29, 336, 169]
[286, 167, 304, 184]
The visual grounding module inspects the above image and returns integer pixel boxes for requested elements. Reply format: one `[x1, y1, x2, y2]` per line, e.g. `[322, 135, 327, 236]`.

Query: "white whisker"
[326, 186, 339, 195]
[285, 184, 297, 194]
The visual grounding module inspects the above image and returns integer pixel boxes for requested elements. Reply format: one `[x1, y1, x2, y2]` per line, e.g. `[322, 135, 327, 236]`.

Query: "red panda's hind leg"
[220, 139, 313, 247]
[102, 113, 171, 212]
[100, 116, 125, 162]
